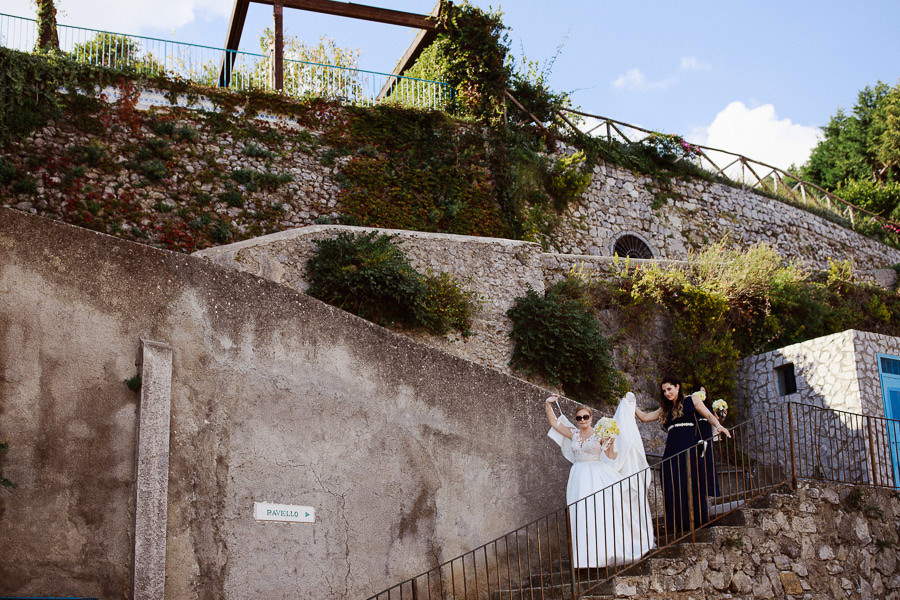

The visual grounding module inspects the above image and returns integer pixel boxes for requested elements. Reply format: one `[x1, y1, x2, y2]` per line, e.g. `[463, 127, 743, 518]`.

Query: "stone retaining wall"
[3, 86, 900, 273]
[549, 158, 900, 271]
[611, 481, 900, 599]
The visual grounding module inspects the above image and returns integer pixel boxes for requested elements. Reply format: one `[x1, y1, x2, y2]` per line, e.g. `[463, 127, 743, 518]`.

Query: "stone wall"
[549, 158, 900, 271]
[610, 481, 900, 599]
[194, 225, 547, 374]
[0, 208, 584, 599]
[736, 330, 900, 487]
[4, 86, 900, 273]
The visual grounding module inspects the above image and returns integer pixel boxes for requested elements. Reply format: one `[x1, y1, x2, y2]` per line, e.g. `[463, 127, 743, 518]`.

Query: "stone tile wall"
[736, 330, 900, 487]
[611, 481, 900, 599]
[548, 155, 900, 271]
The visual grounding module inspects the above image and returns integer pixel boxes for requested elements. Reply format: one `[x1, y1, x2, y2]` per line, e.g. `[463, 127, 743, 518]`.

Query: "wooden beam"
[252, 0, 438, 29]
[377, 1, 444, 100]
[273, 0, 284, 90]
[219, 0, 250, 87]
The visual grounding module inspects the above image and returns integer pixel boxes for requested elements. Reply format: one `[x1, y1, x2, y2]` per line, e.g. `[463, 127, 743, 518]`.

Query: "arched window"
[612, 234, 654, 259]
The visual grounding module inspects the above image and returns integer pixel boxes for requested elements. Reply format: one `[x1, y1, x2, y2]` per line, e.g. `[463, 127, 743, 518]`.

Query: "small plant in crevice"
[124, 374, 142, 391]
[306, 231, 475, 335]
[219, 188, 244, 208]
[723, 534, 744, 550]
[211, 220, 233, 244]
[243, 142, 275, 159]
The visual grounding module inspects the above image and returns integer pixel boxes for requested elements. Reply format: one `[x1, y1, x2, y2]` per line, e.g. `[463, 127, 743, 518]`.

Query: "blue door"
[877, 354, 900, 486]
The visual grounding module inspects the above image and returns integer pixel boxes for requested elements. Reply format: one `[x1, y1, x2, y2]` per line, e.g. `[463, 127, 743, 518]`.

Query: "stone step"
[497, 487, 795, 600]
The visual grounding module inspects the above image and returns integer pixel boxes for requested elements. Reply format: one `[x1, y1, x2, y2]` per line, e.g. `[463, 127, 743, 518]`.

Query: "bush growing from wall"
[586, 243, 900, 411]
[506, 280, 625, 405]
[306, 231, 476, 335]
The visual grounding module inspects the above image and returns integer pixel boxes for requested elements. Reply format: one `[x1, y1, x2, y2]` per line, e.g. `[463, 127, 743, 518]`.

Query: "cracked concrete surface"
[0, 208, 573, 598]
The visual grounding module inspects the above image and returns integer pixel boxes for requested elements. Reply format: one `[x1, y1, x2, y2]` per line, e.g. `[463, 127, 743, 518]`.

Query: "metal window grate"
[613, 234, 653, 259]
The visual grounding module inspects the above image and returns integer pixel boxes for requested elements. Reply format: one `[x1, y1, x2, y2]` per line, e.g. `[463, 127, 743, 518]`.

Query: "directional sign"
[254, 502, 315, 523]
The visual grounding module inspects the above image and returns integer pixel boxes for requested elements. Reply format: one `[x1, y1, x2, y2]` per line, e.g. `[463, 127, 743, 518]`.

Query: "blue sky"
[5, 1, 900, 170]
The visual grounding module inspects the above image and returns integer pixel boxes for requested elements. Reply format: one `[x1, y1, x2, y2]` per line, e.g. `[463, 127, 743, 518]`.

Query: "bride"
[544, 392, 654, 568]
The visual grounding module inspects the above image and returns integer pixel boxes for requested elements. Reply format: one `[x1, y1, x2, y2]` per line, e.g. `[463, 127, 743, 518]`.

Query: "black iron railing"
[365, 401, 899, 599]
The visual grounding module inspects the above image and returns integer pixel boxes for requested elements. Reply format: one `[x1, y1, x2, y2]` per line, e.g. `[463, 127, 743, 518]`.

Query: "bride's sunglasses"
[574, 414, 592, 421]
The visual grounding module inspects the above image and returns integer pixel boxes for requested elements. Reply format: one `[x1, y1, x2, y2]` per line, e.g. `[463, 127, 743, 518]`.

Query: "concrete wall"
[194, 225, 547, 376]
[0, 208, 580, 599]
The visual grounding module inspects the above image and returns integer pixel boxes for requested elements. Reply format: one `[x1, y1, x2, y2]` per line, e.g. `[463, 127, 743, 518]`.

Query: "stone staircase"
[491, 485, 804, 600]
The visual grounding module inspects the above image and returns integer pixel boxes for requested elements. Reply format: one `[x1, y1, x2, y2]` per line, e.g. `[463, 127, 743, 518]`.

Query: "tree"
[801, 81, 899, 189]
[35, 0, 59, 51]
[257, 28, 362, 99]
[873, 84, 900, 181]
[70, 33, 165, 75]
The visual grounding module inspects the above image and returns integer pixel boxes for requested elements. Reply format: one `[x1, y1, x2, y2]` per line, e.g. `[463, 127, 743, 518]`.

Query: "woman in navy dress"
[636, 376, 729, 536]
[695, 392, 724, 498]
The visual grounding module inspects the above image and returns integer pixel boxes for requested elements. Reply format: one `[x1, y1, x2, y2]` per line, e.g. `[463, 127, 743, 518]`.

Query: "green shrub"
[419, 270, 478, 335]
[307, 231, 428, 327]
[306, 231, 474, 334]
[507, 282, 624, 404]
[546, 150, 592, 211]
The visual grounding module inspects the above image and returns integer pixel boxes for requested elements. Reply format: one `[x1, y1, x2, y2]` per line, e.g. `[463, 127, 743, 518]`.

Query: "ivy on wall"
[507, 243, 900, 413]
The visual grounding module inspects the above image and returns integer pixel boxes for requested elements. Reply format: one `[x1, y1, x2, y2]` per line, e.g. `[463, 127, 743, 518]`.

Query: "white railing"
[0, 12, 452, 110]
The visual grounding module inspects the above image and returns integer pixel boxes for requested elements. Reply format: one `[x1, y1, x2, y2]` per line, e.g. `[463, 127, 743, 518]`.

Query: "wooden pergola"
[218, 0, 444, 97]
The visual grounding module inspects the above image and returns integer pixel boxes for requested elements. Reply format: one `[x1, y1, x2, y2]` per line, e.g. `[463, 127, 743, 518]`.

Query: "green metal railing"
[0, 12, 451, 110]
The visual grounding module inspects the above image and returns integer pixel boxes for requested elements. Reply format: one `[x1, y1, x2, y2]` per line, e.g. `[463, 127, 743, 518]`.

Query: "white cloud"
[4, 0, 230, 36]
[689, 101, 821, 174]
[612, 56, 710, 92]
[611, 67, 678, 92]
[612, 68, 647, 90]
[680, 56, 711, 71]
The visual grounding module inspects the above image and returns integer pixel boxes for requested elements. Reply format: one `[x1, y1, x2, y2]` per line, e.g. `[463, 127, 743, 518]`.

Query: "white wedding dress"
[548, 393, 655, 568]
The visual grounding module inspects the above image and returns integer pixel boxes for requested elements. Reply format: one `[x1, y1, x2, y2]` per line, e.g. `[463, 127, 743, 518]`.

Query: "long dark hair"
[659, 375, 685, 427]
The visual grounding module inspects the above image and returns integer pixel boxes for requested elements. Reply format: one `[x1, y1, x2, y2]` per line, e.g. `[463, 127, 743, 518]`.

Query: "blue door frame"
[876, 353, 900, 486]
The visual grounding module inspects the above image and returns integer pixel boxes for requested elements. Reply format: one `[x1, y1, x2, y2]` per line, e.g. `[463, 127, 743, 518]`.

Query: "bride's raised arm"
[545, 395, 574, 439]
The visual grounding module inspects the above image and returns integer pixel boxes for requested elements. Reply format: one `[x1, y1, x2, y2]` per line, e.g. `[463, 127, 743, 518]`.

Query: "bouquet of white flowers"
[712, 399, 727, 414]
[594, 417, 620, 439]
[692, 389, 707, 402]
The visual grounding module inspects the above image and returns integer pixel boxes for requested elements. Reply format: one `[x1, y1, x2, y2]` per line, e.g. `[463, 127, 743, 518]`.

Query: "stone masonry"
[601, 481, 900, 599]
[550, 155, 900, 272]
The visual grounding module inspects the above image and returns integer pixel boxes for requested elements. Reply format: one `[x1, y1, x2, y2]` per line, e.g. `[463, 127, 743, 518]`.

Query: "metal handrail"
[365, 401, 899, 599]
[0, 12, 451, 110]
[557, 107, 898, 232]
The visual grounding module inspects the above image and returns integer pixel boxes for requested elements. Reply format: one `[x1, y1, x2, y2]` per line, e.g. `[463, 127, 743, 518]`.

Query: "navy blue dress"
[696, 410, 721, 497]
[660, 396, 710, 534]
